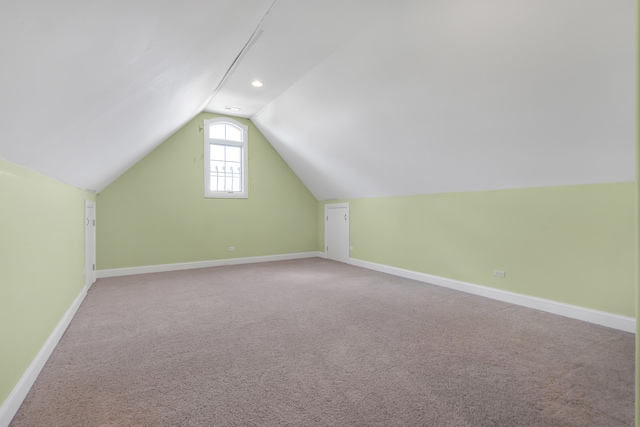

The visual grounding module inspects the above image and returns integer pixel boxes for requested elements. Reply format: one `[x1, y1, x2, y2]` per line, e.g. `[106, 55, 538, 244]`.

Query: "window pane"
[226, 146, 241, 162]
[205, 126, 246, 195]
[228, 165, 241, 192]
[210, 144, 225, 160]
[225, 124, 242, 142]
[210, 123, 225, 140]
[232, 174, 242, 192]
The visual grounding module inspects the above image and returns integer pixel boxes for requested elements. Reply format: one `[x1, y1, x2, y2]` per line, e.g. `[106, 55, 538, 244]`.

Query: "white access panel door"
[325, 203, 349, 263]
[85, 201, 96, 288]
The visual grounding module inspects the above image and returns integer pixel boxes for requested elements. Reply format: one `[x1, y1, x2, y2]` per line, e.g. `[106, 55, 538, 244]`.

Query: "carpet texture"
[11, 258, 634, 426]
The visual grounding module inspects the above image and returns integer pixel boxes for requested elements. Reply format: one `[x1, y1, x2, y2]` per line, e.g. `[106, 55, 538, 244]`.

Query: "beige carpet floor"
[11, 258, 635, 426]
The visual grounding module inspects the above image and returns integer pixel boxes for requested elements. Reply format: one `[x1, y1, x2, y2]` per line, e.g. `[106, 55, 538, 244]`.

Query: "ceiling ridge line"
[206, 0, 278, 107]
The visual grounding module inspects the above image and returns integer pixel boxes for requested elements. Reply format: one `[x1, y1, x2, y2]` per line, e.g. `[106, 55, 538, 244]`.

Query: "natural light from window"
[204, 118, 248, 198]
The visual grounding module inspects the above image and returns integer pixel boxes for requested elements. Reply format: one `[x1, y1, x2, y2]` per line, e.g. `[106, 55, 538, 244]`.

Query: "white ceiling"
[0, 0, 274, 192]
[253, 0, 636, 200]
[0, 0, 635, 199]
[204, 0, 395, 118]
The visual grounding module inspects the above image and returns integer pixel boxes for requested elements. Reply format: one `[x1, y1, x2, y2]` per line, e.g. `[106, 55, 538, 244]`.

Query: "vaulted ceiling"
[0, 0, 635, 199]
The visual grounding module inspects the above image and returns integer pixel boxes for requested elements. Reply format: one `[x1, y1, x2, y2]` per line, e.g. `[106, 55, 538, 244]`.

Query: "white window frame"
[204, 117, 248, 199]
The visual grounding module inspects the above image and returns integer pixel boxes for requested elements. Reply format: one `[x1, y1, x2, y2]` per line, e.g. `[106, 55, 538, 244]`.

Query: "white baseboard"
[349, 258, 635, 334]
[97, 251, 324, 278]
[0, 287, 87, 427]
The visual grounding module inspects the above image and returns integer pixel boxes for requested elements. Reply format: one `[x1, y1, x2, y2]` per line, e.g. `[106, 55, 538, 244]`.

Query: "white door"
[325, 203, 349, 263]
[84, 201, 96, 288]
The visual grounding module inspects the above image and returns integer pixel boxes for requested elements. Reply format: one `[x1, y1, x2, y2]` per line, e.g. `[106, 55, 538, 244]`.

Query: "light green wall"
[319, 182, 636, 317]
[0, 157, 94, 406]
[635, 1, 639, 423]
[97, 113, 318, 269]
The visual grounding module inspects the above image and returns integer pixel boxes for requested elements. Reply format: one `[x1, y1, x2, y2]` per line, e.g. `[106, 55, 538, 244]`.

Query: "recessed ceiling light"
[251, 80, 264, 88]
[224, 106, 242, 112]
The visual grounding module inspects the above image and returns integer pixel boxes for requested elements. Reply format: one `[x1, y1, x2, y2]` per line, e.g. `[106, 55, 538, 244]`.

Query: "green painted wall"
[319, 182, 636, 317]
[0, 157, 94, 407]
[97, 113, 318, 269]
[635, 1, 639, 423]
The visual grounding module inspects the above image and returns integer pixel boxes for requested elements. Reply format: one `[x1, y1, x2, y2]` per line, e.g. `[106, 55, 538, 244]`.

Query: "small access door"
[84, 200, 96, 288]
[325, 203, 349, 263]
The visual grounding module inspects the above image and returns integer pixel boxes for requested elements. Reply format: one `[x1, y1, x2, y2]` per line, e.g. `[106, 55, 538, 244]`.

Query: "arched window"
[204, 117, 248, 198]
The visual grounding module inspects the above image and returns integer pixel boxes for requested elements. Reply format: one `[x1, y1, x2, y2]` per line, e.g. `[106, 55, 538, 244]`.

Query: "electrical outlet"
[228, 246, 235, 252]
[493, 269, 506, 278]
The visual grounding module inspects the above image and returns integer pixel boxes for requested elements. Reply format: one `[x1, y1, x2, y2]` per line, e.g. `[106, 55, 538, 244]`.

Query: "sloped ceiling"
[203, 0, 395, 117]
[0, 0, 635, 199]
[0, 0, 275, 192]
[252, 0, 635, 200]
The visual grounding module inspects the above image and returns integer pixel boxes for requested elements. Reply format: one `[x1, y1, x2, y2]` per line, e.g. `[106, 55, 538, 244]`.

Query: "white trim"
[349, 258, 636, 334]
[0, 287, 87, 427]
[97, 252, 323, 278]
[84, 200, 96, 290]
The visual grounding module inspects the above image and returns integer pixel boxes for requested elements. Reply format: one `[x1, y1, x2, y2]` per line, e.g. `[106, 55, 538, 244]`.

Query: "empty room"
[0, 0, 637, 426]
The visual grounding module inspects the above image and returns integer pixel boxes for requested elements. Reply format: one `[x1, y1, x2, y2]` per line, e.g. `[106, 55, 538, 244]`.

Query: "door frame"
[324, 202, 350, 261]
[84, 200, 96, 289]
